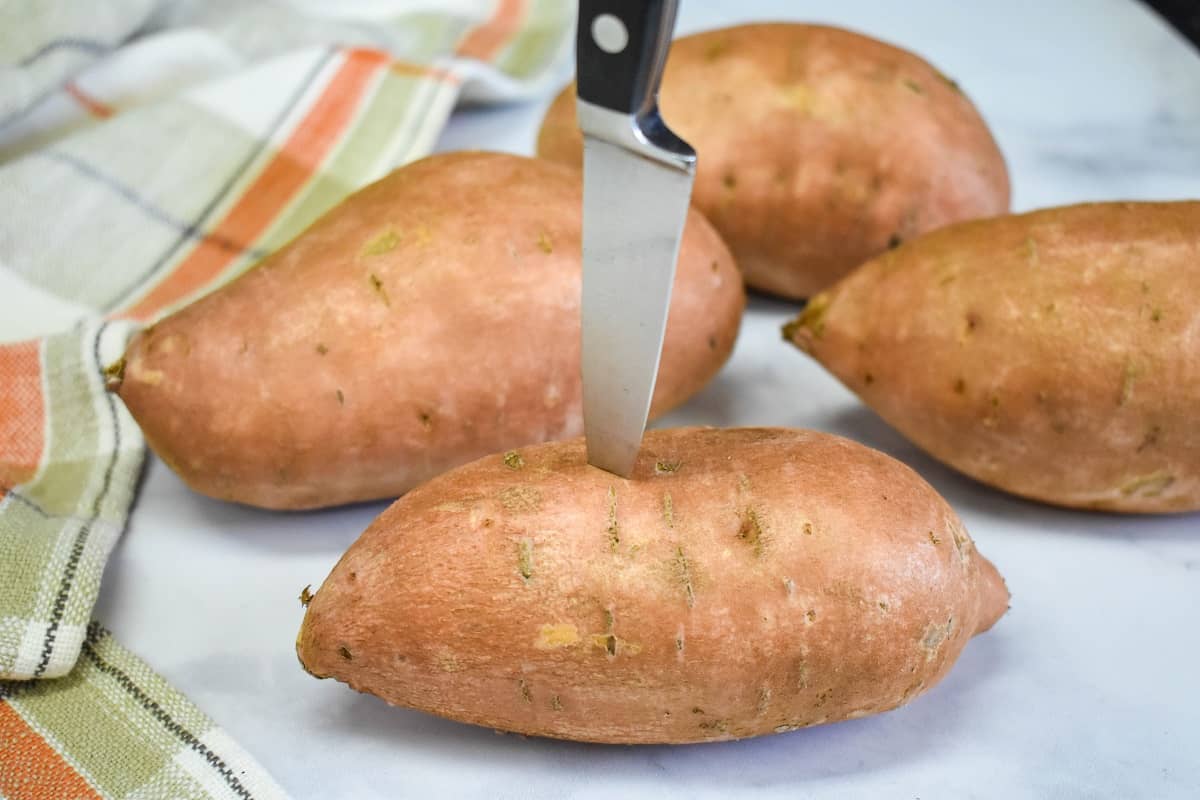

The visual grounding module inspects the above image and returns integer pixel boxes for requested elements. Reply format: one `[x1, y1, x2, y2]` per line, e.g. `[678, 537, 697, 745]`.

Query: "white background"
[95, 1, 1200, 797]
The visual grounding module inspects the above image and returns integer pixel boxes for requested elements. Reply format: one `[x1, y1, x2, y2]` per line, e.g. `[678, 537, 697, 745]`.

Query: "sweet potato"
[296, 427, 1008, 744]
[110, 152, 744, 510]
[785, 201, 1200, 513]
[537, 23, 1010, 300]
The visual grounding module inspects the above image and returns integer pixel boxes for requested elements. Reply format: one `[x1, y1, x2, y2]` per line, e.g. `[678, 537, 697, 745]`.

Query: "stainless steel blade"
[581, 133, 695, 477]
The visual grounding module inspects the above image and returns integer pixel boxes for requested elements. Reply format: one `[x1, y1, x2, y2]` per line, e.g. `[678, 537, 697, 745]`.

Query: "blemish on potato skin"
[737, 508, 767, 557]
[299, 585, 314, 607]
[928, 530, 942, 546]
[606, 487, 620, 551]
[655, 460, 681, 474]
[534, 624, 579, 649]
[662, 492, 675, 528]
[335, 389, 344, 405]
[517, 539, 534, 582]
[368, 273, 390, 306]
[887, 233, 903, 250]
[519, 679, 532, 704]
[1137, 425, 1162, 453]
[417, 411, 434, 431]
[983, 394, 1000, 428]
[339, 646, 353, 660]
[802, 522, 813, 535]
[536, 232, 553, 254]
[499, 487, 542, 513]
[757, 686, 772, 715]
[130, 365, 164, 386]
[921, 618, 954, 660]
[703, 39, 728, 61]
[953, 378, 967, 395]
[1120, 472, 1175, 497]
[805, 609, 817, 624]
[935, 70, 963, 92]
[698, 719, 729, 734]
[672, 546, 697, 608]
[361, 229, 399, 257]
[1118, 361, 1141, 406]
[593, 633, 618, 657]
[315, 343, 328, 356]
[1024, 236, 1040, 266]
[551, 695, 563, 711]
[782, 577, 795, 597]
[792, 659, 810, 690]
[503, 450, 524, 470]
[722, 173, 737, 190]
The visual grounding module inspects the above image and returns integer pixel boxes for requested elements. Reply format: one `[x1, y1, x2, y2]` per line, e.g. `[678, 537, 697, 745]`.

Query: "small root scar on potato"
[299, 585, 314, 607]
[503, 451, 524, 470]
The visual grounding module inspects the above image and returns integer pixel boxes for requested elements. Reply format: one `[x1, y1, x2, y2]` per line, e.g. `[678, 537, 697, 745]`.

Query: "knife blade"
[577, 0, 696, 477]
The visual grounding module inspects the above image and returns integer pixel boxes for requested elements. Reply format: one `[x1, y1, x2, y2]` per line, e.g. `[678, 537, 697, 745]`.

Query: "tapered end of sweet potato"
[102, 357, 126, 392]
[974, 554, 1010, 634]
[782, 292, 833, 355]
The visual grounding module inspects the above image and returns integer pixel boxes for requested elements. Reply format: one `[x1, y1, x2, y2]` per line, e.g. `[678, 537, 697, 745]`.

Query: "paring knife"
[577, 0, 696, 477]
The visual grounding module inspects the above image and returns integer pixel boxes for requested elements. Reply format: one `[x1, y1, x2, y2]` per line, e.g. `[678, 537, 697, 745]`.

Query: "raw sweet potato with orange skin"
[111, 152, 744, 510]
[785, 202, 1200, 513]
[296, 427, 1008, 744]
[537, 23, 1010, 300]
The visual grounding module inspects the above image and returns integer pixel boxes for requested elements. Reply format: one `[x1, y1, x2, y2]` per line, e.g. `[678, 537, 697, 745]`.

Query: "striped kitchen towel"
[0, 624, 289, 800]
[0, 0, 572, 795]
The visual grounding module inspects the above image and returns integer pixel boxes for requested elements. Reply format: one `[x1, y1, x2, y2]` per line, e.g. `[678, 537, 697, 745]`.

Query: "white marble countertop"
[95, 1, 1200, 797]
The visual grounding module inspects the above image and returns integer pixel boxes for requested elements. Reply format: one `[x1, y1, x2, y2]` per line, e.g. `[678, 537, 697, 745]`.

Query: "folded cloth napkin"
[0, 0, 572, 795]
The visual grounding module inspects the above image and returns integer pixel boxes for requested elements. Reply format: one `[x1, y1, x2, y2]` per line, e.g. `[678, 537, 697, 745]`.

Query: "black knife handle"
[576, 0, 678, 116]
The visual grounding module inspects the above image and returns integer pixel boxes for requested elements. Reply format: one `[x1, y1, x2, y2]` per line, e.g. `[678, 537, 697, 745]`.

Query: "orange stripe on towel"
[0, 703, 103, 800]
[119, 49, 388, 320]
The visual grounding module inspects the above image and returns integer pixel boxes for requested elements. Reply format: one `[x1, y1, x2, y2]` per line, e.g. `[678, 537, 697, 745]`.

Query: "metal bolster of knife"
[575, 0, 696, 173]
[577, 101, 696, 172]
